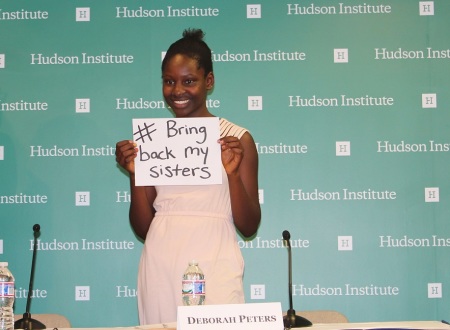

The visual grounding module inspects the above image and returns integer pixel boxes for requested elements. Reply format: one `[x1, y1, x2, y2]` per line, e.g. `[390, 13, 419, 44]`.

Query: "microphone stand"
[282, 230, 312, 329]
[14, 224, 46, 330]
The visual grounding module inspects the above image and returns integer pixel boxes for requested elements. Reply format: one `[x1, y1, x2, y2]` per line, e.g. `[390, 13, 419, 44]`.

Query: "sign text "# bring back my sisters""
[132, 117, 221, 186]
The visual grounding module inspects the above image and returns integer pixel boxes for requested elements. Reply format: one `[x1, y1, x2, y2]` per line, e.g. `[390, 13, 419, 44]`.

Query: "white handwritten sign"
[177, 302, 284, 330]
[132, 117, 222, 186]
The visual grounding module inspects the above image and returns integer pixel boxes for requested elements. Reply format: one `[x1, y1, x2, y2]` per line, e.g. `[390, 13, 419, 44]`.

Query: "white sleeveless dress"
[137, 118, 248, 325]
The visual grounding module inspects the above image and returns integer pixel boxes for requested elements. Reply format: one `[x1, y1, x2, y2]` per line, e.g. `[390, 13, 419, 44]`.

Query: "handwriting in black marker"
[134, 122, 157, 143]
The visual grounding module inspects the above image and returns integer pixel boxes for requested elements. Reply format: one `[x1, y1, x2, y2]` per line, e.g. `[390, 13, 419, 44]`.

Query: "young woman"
[115, 28, 261, 324]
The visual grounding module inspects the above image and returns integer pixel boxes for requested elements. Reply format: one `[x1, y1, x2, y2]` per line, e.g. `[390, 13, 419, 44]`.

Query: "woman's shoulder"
[219, 118, 248, 139]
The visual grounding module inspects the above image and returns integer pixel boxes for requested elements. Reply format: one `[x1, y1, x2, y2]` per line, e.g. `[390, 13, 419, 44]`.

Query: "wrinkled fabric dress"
[137, 118, 248, 325]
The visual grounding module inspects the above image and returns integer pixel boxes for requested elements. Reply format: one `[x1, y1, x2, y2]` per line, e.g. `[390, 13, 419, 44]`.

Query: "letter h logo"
[75, 286, 91, 301]
[428, 283, 442, 298]
[336, 141, 351, 156]
[338, 236, 353, 251]
[250, 284, 265, 299]
[425, 187, 439, 202]
[419, 1, 434, 16]
[248, 96, 263, 111]
[334, 48, 349, 63]
[422, 93, 437, 108]
[76, 8, 91, 21]
[247, 5, 261, 18]
[76, 98, 91, 113]
[76, 192, 91, 206]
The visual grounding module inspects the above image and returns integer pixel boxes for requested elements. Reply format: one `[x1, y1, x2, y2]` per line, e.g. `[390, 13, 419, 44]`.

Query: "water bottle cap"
[189, 260, 198, 265]
[0, 262, 8, 267]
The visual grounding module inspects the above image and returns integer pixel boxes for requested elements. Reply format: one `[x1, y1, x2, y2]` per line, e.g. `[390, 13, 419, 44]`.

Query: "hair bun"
[182, 28, 205, 41]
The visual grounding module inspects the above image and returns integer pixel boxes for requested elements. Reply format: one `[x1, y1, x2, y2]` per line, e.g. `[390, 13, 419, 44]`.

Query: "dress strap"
[220, 118, 248, 139]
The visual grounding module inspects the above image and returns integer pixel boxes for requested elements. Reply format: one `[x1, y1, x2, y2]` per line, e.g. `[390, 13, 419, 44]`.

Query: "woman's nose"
[172, 82, 184, 96]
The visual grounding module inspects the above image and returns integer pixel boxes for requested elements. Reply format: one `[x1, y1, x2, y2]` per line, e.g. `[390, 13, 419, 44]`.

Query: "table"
[61, 320, 450, 330]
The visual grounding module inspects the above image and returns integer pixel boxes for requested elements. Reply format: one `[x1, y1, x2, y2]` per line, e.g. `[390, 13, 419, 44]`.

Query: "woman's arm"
[220, 133, 261, 237]
[128, 180, 156, 240]
[116, 140, 156, 240]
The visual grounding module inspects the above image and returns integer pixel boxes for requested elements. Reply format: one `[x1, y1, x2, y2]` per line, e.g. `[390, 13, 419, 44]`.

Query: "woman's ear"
[206, 72, 215, 90]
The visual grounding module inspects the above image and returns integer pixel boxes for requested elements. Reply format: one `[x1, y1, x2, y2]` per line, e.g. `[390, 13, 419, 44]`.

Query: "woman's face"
[162, 54, 214, 118]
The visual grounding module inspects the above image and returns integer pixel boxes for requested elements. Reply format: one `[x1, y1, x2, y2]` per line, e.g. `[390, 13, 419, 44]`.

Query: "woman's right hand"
[115, 140, 138, 174]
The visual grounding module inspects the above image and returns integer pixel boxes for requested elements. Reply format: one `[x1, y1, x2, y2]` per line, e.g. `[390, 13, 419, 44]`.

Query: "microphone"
[282, 230, 312, 328]
[14, 224, 46, 330]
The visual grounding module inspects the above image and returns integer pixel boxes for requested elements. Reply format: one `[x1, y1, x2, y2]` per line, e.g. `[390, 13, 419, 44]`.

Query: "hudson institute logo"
[334, 49, 348, 63]
[419, 1, 434, 16]
[0, 9, 49, 20]
[422, 93, 437, 108]
[247, 4, 261, 18]
[336, 141, 350, 156]
[115, 6, 219, 18]
[76, 192, 90, 206]
[375, 48, 450, 60]
[30, 53, 134, 65]
[250, 285, 266, 300]
[15, 287, 47, 299]
[75, 286, 90, 301]
[425, 187, 439, 202]
[428, 283, 442, 298]
[248, 96, 262, 111]
[338, 236, 353, 251]
[76, 98, 90, 113]
[286, 3, 392, 15]
[288, 94, 394, 107]
[76, 8, 90, 21]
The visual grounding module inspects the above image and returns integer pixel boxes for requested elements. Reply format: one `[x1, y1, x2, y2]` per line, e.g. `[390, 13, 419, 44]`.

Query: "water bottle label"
[182, 280, 193, 294]
[182, 280, 205, 295]
[193, 280, 205, 295]
[0, 282, 14, 297]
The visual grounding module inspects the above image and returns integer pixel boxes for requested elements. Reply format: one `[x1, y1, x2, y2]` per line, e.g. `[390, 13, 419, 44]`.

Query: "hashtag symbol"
[133, 122, 157, 143]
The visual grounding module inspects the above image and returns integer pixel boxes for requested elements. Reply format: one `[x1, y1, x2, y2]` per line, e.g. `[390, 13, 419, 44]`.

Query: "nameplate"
[177, 302, 283, 330]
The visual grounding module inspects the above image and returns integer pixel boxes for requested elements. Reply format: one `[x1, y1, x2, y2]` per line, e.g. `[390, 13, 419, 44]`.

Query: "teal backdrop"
[1, 0, 449, 327]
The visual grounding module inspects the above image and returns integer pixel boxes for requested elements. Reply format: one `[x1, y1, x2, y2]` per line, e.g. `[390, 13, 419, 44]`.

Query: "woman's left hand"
[219, 136, 244, 176]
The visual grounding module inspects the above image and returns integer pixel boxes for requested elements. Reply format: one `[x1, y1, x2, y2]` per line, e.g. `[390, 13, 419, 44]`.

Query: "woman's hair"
[162, 28, 213, 76]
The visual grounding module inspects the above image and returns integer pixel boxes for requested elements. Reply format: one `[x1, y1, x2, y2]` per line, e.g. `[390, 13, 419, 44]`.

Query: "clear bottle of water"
[0, 262, 15, 330]
[182, 260, 205, 306]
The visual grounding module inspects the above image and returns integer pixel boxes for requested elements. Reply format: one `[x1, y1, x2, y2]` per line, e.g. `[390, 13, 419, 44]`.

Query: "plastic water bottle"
[0, 262, 15, 330]
[182, 260, 205, 306]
